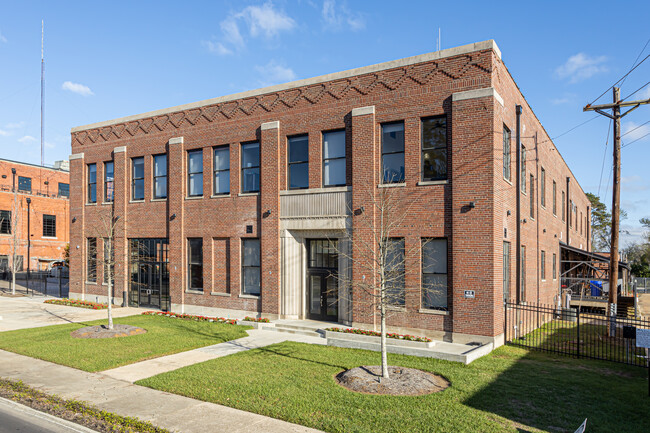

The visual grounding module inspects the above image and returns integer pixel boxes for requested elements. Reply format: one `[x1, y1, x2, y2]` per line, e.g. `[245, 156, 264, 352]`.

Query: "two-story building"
[69, 40, 591, 345]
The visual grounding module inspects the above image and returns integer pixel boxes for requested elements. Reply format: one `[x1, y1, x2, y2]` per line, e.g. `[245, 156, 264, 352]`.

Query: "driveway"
[0, 296, 143, 332]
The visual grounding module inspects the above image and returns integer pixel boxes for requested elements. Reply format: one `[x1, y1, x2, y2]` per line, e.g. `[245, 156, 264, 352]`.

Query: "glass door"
[307, 239, 339, 321]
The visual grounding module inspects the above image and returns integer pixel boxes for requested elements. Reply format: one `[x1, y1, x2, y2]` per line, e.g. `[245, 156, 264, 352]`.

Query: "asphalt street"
[0, 397, 97, 433]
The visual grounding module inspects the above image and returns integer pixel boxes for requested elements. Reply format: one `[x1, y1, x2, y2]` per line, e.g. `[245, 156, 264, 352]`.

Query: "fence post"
[577, 307, 581, 359]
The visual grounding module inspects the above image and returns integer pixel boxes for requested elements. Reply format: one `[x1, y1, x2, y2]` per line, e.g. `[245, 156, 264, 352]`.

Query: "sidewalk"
[0, 348, 322, 433]
[101, 329, 325, 382]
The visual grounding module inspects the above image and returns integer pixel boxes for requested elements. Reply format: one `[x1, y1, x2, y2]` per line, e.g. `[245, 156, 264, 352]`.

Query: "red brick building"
[69, 40, 590, 344]
[0, 159, 70, 272]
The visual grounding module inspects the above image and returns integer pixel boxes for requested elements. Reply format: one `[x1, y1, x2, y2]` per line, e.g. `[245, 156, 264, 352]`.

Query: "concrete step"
[261, 324, 324, 338]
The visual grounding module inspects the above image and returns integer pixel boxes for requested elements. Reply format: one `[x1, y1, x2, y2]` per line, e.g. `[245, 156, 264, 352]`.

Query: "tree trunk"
[380, 298, 389, 379]
[107, 275, 114, 330]
[10, 267, 15, 295]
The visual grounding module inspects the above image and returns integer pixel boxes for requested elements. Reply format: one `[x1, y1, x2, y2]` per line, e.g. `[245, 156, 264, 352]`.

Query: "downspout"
[566, 177, 571, 246]
[515, 105, 522, 304]
[535, 132, 540, 304]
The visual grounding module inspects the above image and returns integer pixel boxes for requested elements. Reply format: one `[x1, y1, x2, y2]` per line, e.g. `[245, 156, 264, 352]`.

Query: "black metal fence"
[0, 270, 69, 297]
[505, 302, 650, 367]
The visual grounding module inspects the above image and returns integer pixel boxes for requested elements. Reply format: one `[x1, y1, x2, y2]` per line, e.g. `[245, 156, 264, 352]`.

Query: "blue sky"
[1, 0, 649, 246]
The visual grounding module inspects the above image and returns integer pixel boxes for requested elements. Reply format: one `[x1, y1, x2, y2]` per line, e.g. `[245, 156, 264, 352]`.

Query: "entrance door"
[137, 263, 161, 308]
[307, 239, 338, 321]
[129, 239, 169, 310]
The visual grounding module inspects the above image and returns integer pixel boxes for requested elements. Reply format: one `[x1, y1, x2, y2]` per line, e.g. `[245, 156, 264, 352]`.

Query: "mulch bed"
[0, 379, 169, 433]
[71, 324, 147, 339]
[336, 365, 450, 396]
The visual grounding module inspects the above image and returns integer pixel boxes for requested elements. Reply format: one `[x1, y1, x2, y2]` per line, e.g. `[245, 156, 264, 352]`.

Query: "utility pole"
[584, 88, 650, 335]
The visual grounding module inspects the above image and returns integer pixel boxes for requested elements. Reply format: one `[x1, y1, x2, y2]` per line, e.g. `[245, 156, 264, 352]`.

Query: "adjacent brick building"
[0, 159, 70, 272]
[69, 40, 591, 344]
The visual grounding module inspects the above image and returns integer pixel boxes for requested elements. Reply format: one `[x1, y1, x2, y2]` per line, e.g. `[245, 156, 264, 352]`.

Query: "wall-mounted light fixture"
[44, 181, 49, 185]
[469, 202, 476, 209]
[354, 206, 365, 216]
[72, 217, 76, 223]
[507, 210, 511, 216]
[263, 209, 272, 218]
[170, 213, 176, 221]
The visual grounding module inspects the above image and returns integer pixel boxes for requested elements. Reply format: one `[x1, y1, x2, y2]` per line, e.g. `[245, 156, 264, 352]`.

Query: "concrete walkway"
[0, 349, 322, 433]
[0, 295, 144, 332]
[102, 329, 325, 382]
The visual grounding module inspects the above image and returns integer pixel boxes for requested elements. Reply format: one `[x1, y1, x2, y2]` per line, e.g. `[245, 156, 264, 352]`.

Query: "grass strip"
[44, 299, 108, 309]
[0, 378, 169, 433]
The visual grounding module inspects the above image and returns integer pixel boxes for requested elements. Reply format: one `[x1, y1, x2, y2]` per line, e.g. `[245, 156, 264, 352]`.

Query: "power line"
[547, 115, 600, 142]
[588, 52, 650, 106]
[597, 119, 612, 197]
[620, 37, 650, 88]
[621, 80, 650, 102]
[621, 119, 650, 137]
[622, 131, 650, 148]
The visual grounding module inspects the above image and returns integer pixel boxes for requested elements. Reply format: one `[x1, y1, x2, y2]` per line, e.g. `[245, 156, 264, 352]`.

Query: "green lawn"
[0, 315, 250, 372]
[137, 341, 649, 433]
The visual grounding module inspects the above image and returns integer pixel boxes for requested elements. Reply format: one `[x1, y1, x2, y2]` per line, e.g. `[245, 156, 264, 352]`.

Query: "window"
[132, 157, 144, 200]
[503, 125, 511, 181]
[553, 253, 557, 280]
[323, 130, 346, 187]
[213, 146, 230, 195]
[503, 241, 510, 301]
[540, 168, 546, 208]
[288, 135, 309, 189]
[385, 238, 405, 306]
[88, 164, 97, 203]
[381, 122, 405, 183]
[241, 142, 260, 193]
[188, 150, 203, 197]
[43, 214, 56, 237]
[562, 191, 566, 222]
[153, 154, 167, 199]
[242, 238, 261, 295]
[0, 210, 11, 234]
[422, 238, 448, 310]
[422, 116, 447, 181]
[58, 183, 69, 198]
[541, 250, 546, 280]
[552, 180, 557, 215]
[569, 199, 573, 228]
[530, 174, 535, 219]
[104, 161, 114, 202]
[580, 211, 583, 235]
[188, 238, 203, 291]
[87, 238, 97, 282]
[18, 176, 31, 193]
[520, 245, 526, 302]
[521, 146, 526, 193]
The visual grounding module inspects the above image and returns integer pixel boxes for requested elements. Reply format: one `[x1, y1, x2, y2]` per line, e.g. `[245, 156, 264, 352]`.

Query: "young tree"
[334, 181, 437, 380]
[9, 188, 23, 295]
[89, 206, 120, 330]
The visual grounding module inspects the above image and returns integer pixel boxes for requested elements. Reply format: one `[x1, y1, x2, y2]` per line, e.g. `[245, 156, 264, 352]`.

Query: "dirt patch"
[336, 365, 449, 396]
[71, 324, 146, 339]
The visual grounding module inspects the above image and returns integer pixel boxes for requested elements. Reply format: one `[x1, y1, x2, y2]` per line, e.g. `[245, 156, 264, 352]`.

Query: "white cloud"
[322, 0, 365, 31]
[551, 97, 571, 105]
[204, 2, 295, 55]
[0, 129, 9, 136]
[0, 30, 6, 43]
[255, 60, 297, 87]
[622, 120, 650, 143]
[18, 135, 36, 143]
[555, 53, 608, 83]
[5, 121, 25, 129]
[62, 81, 94, 96]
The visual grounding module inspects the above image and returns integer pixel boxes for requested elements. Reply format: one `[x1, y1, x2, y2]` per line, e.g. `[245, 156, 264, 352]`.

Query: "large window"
[43, 214, 56, 237]
[132, 157, 145, 201]
[530, 174, 535, 219]
[562, 191, 566, 222]
[381, 122, 405, 184]
[569, 200, 573, 228]
[521, 146, 527, 193]
[213, 146, 230, 195]
[520, 245, 526, 302]
[422, 116, 447, 181]
[553, 253, 557, 280]
[552, 180, 557, 215]
[153, 154, 167, 199]
[503, 241, 510, 301]
[242, 238, 261, 295]
[188, 238, 203, 291]
[188, 150, 203, 197]
[503, 125, 511, 181]
[88, 164, 97, 203]
[87, 238, 97, 282]
[540, 168, 546, 208]
[104, 161, 114, 202]
[0, 210, 11, 234]
[58, 182, 69, 198]
[241, 142, 260, 193]
[422, 238, 448, 310]
[385, 238, 405, 306]
[18, 176, 31, 192]
[288, 135, 309, 189]
[541, 250, 546, 280]
[323, 130, 346, 187]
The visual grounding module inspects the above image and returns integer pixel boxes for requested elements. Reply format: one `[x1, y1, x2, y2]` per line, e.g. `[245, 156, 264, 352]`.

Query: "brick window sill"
[101, 201, 113, 205]
[129, 200, 145, 204]
[210, 291, 231, 297]
[150, 198, 167, 202]
[185, 289, 204, 295]
[85, 281, 97, 285]
[85, 203, 97, 206]
[377, 183, 405, 189]
[210, 194, 231, 199]
[238, 294, 260, 299]
[42, 236, 57, 240]
[185, 196, 204, 201]
[238, 192, 260, 197]
[417, 179, 448, 186]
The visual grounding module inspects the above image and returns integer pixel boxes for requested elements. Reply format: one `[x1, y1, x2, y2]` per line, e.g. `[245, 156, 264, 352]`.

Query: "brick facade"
[0, 159, 70, 271]
[69, 40, 590, 344]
